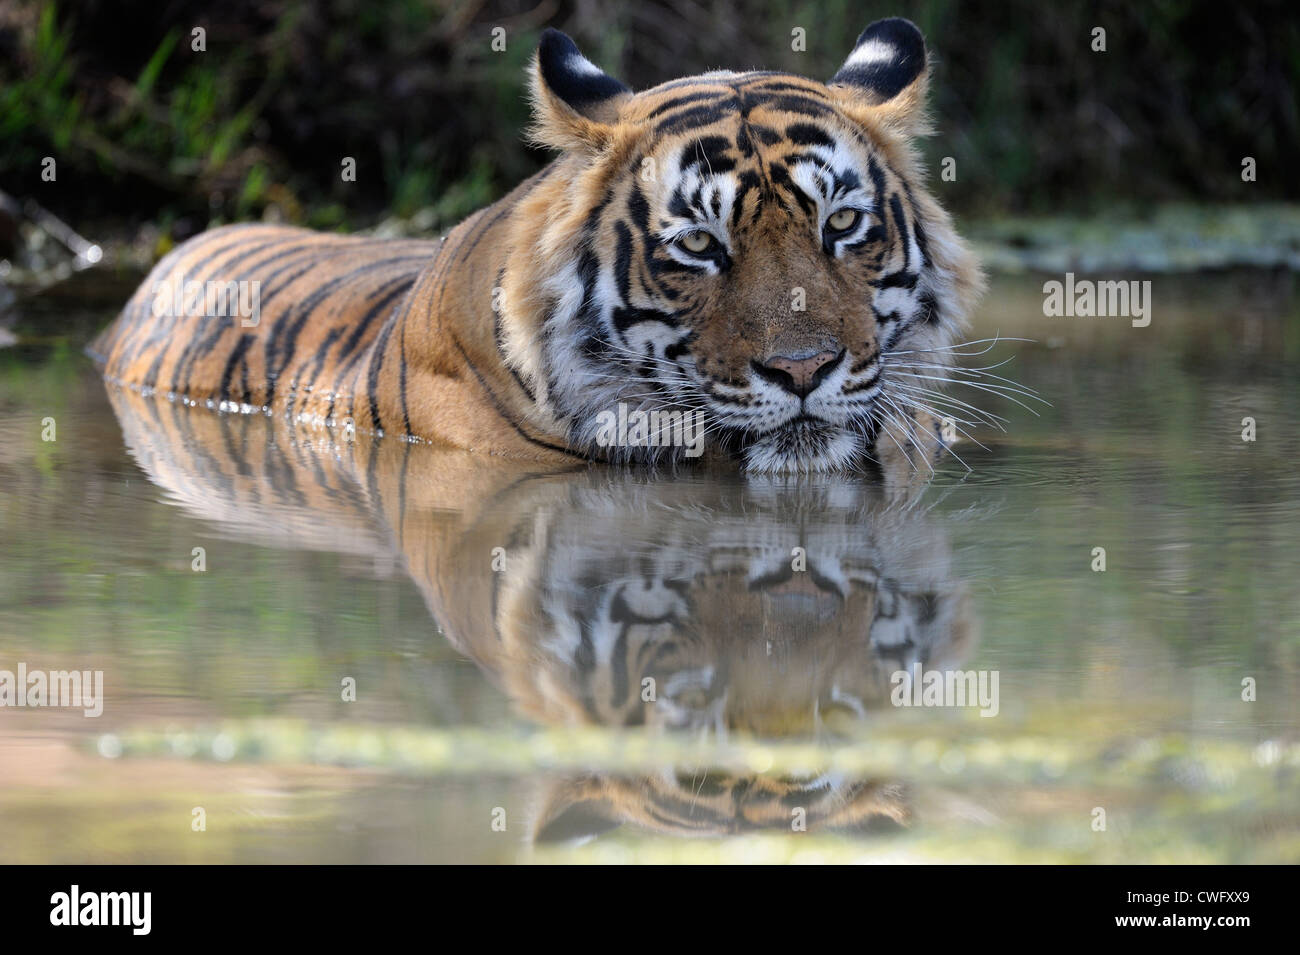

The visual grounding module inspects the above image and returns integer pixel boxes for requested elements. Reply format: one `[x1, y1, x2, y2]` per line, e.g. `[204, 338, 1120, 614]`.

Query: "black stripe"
[365, 314, 400, 434]
[398, 320, 412, 438]
[744, 92, 835, 118]
[655, 104, 732, 137]
[644, 90, 727, 120]
[218, 333, 255, 400]
[450, 337, 586, 459]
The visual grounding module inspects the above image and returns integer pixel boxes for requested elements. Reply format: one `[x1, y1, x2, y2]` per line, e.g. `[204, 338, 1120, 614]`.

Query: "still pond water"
[0, 270, 1297, 863]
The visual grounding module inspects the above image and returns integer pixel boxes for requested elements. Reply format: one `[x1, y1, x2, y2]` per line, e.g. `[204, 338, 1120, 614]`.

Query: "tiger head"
[501, 18, 984, 474]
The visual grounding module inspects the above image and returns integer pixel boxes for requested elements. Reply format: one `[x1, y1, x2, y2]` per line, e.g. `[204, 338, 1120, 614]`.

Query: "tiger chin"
[93, 18, 984, 476]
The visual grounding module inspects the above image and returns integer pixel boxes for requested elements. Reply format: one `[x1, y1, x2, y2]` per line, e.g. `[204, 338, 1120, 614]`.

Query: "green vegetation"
[1, 0, 1296, 241]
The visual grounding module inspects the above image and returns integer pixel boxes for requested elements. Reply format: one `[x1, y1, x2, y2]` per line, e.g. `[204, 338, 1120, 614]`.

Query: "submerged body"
[95, 19, 983, 473]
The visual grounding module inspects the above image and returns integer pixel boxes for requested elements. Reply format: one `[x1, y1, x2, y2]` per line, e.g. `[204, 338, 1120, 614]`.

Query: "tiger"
[106, 384, 980, 842]
[92, 17, 984, 475]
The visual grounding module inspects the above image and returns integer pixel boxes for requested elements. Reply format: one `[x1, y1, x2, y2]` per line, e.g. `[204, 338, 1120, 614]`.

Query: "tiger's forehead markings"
[785, 123, 836, 149]
[631, 75, 894, 227]
[642, 72, 840, 137]
[679, 136, 737, 176]
[628, 72, 913, 247]
[647, 102, 872, 231]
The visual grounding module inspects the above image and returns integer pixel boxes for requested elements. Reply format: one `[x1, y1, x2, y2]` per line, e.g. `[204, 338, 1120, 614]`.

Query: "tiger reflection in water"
[107, 385, 978, 843]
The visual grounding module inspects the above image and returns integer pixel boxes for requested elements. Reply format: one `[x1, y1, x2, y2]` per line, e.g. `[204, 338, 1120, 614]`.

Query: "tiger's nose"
[752, 349, 843, 398]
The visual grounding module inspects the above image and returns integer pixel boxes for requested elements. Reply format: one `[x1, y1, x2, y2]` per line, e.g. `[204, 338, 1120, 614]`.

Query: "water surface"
[1, 270, 1297, 862]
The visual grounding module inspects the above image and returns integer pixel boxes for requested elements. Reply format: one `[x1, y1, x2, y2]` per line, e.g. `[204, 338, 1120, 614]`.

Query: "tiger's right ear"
[528, 29, 632, 152]
[828, 18, 931, 137]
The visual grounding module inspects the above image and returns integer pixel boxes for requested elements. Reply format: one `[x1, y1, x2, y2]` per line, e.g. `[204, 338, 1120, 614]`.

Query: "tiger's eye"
[679, 231, 715, 254]
[827, 208, 860, 232]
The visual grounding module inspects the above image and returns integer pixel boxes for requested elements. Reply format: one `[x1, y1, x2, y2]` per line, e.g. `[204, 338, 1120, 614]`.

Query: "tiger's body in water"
[94, 18, 983, 475]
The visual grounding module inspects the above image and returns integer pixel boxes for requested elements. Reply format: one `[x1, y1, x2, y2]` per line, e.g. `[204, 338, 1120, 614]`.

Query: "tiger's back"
[94, 224, 439, 427]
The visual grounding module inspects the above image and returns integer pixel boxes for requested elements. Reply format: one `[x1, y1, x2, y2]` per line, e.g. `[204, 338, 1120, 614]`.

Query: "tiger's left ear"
[529, 29, 632, 153]
[828, 18, 931, 137]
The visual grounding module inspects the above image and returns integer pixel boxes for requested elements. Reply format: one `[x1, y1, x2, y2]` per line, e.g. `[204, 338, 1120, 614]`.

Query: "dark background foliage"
[2, 0, 1296, 237]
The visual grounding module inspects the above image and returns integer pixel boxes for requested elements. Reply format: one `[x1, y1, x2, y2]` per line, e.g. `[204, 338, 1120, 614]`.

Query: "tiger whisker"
[883, 390, 991, 453]
[883, 371, 1046, 413]
[883, 380, 1010, 427]
[883, 358, 1043, 396]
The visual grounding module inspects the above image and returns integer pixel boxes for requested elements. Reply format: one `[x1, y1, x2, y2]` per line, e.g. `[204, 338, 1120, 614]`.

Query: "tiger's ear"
[828, 18, 930, 136]
[529, 29, 632, 152]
